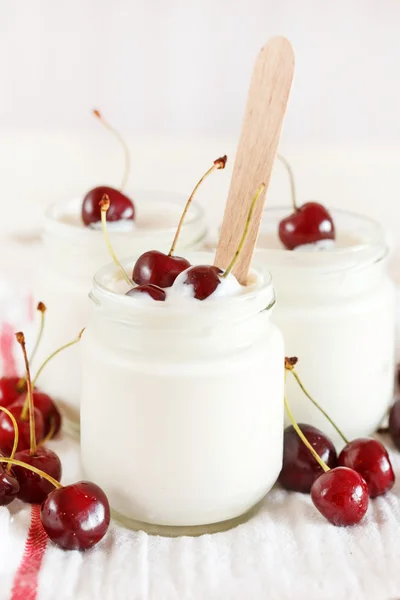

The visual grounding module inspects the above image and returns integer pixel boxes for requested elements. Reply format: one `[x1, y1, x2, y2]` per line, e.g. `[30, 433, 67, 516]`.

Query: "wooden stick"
[214, 36, 295, 283]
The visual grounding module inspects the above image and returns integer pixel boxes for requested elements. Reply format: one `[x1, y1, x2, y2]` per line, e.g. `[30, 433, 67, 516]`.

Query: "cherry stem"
[0, 406, 19, 473]
[93, 109, 130, 191]
[168, 155, 227, 257]
[284, 393, 330, 473]
[32, 329, 85, 389]
[284, 358, 349, 444]
[223, 182, 266, 278]
[15, 333, 36, 455]
[39, 416, 56, 446]
[0, 457, 62, 489]
[29, 302, 46, 366]
[277, 154, 297, 211]
[100, 195, 133, 287]
[16, 302, 47, 392]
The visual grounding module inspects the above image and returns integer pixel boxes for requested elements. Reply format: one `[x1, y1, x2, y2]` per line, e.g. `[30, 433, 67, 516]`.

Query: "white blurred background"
[0, 0, 400, 270]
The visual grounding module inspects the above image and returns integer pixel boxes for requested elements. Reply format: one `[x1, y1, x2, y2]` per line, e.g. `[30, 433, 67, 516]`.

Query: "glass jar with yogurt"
[80, 252, 283, 534]
[34, 191, 207, 434]
[257, 207, 395, 445]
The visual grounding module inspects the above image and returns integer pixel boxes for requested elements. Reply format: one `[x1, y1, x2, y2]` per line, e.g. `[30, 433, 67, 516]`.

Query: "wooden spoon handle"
[214, 36, 295, 283]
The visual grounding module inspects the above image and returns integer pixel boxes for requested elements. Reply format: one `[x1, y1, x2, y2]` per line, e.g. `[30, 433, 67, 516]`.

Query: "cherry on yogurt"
[175, 182, 266, 301]
[277, 155, 335, 250]
[82, 110, 134, 226]
[126, 284, 166, 301]
[132, 155, 227, 289]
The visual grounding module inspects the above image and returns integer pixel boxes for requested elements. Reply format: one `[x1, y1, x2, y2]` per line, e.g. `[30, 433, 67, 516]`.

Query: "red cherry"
[16, 393, 61, 438]
[338, 438, 395, 498]
[0, 377, 25, 408]
[389, 399, 400, 451]
[279, 424, 337, 493]
[181, 265, 223, 300]
[132, 250, 190, 288]
[0, 403, 44, 454]
[278, 202, 335, 250]
[311, 466, 369, 526]
[0, 464, 19, 505]
[41, 481, 110, 550]
[126, 284, 166, 301]
[13, 446, 62, 503]
[82, 186, 134, 226]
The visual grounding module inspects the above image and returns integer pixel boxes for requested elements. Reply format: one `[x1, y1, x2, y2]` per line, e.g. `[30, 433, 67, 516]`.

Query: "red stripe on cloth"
[10, 505, 48, 600]
[0, 321, 18, 376]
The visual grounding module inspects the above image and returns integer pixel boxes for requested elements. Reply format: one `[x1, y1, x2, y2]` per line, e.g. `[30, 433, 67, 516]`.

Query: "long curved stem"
[277, 154, 297, 211]
[168, 155, 227, 256]
[100, 196, 133, 287]
[32, 329, 84, 389]
[223, 183, 266, 278]
[284, 394, 330, 473]
[15, 333, 36, 455]
[93, 109, 131, 191]
[286, 364, 349, 445]
[0, 406, 19, 473]
[0, 457, 62, 489]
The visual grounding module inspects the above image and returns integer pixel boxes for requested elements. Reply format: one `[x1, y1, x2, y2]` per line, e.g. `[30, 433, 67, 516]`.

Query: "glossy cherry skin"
[126, 284, 166, 301]
[16, 394, 61, 438]
[132, 250, 190, 288]
[389, 399, 400, 451]
[311, 466, 369, 526]
[278, 202, 335, 250]
[0, 464, 19, 506]
[0, 403, 44, 454]
[338, 438, 394, 498]
[82, 186, 135, 226]
[278, 424, 338, 493]
[41, 481, 110, 550]
[0, 377, 25, 408]
[14, 447, 62, 504]
[182, 265, 223, 300]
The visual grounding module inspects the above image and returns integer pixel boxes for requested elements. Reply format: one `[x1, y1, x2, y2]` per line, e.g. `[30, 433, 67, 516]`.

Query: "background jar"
[257, 208, 395, 445]
[34, 191, 207, 434]
[80, 253, 283, 535]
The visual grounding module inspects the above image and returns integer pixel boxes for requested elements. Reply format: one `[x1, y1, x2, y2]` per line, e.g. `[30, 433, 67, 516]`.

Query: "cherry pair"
[102, 175, 266, 303]
[281, 358, 394, 526]
[0, 332, 109, 551]
[0, 455, 109, 551]
[0, 327, 83, 506]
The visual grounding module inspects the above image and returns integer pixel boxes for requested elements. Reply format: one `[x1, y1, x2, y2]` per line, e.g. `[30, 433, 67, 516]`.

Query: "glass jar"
[80, 252, 283, 535]
[34, 191, 207, 434]
[257, 208, 396, 445]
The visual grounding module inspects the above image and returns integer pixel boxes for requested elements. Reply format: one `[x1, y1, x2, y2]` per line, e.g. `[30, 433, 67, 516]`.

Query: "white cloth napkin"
[0, 432, 399, 600]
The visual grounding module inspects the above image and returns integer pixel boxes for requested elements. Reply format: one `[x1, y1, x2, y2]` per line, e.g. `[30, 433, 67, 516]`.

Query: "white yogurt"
[257, 207, 395, 445]
[80, 252, 284, 532]
[34, 191, 207, 433]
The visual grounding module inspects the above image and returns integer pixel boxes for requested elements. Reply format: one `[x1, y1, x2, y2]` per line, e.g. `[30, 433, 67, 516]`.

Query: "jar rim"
[44, 189, 206, 242]
[91, 252, 276, 324]
[258, 206, 388, 272]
